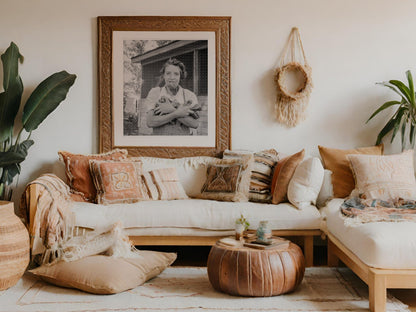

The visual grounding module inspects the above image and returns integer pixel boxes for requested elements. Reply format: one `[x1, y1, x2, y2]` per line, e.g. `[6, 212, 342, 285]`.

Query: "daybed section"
[323, 198, 416, 312]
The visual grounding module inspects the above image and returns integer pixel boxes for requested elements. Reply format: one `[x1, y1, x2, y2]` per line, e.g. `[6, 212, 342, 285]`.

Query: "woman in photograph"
[146, 58, 201, 135]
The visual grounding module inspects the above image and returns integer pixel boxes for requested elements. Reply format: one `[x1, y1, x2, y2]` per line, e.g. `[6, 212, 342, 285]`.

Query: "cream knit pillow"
[347, 150, 416, 200]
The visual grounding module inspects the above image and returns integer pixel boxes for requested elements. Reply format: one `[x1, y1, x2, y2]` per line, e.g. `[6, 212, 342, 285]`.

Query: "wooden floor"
[140, 245, 416, 310]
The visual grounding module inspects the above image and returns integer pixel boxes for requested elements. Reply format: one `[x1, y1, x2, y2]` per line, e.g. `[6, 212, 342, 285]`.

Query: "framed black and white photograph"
[98, 16, 231, 158]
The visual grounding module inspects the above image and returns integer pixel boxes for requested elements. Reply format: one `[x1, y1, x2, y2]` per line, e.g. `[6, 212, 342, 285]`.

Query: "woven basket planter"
[0, 201, 30, 290]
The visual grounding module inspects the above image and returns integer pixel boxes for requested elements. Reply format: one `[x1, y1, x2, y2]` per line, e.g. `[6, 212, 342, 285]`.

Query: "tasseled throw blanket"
[20, 174, 140, 266]
[341, 197, 416, 226]
[20, 174, 75, 265]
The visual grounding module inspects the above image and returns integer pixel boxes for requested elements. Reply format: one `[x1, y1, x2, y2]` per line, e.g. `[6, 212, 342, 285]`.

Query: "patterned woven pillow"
[199, 155, 253, 202]
[89, 159, 150, 205]
[223, 149, 279, 203]
[347, 150, 416, 200]
[142, 168, 188, 200]
[58, 149, 128, 202]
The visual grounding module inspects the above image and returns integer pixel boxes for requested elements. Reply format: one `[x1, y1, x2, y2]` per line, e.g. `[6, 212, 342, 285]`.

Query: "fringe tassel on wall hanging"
[274, 27, 313, 127]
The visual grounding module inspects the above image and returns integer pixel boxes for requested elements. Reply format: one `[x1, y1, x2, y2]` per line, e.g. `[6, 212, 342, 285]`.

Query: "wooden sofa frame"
[26, 183, 320, 267]
[327, 232, 416, 312]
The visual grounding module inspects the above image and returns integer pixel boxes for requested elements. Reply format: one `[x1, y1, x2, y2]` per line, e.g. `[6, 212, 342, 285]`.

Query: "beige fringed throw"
[20, 174, 140, 266]
[274, 27, 313, 127]
[20, 174, 75, 265]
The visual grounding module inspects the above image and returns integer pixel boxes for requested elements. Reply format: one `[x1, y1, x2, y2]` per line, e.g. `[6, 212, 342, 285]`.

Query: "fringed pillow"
[223, 149, 279, 203]
[348, 150, 416, 201]
[89, 159, 149, 205]
[58, 149, 128, 202]
[199, 155, 254, 202]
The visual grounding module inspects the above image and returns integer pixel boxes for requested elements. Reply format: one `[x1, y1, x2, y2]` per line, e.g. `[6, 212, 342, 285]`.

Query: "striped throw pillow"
[223, 149, 279, 203]
[144, 168, 188, 200]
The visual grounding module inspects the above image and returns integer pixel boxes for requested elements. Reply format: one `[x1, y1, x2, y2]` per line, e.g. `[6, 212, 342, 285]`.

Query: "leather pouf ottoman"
[207, 239, 305, 297]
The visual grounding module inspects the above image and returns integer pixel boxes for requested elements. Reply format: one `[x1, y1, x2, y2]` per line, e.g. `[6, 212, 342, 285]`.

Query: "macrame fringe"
[274, 27, 312, 127]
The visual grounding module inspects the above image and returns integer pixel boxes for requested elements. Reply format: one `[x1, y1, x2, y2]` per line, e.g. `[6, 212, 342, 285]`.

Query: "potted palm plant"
[366, 70, 416, 151]
[0, 42, 76, 200]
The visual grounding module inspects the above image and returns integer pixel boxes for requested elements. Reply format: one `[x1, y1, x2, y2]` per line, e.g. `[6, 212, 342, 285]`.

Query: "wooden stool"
[207, 238, 305, 296]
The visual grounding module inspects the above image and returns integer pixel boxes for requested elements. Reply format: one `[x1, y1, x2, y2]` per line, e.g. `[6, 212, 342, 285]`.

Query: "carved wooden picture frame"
[97, 16, 231, 158]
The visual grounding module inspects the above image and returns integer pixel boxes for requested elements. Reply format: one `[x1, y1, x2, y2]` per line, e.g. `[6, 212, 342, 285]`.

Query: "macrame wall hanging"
[274, 27, 313, 127]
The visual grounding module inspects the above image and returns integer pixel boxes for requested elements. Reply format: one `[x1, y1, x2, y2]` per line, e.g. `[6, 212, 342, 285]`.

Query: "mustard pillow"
[318, 145, 383, 198]
[29, 251, 176, 294]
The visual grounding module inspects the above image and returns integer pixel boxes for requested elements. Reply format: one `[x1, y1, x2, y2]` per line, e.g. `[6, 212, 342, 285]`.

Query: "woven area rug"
[0, 267, 409, 312]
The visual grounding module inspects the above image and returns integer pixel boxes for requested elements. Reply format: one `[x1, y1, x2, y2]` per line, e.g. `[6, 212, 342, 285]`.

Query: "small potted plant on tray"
[235, 214, 250, 240]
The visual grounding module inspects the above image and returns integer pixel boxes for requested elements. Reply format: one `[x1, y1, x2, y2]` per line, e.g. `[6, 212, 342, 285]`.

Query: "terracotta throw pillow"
[89, 159, 150, 204]
[318, 145, 383, 198]
[271, 149, 305, 204]
[199, 156, 253, 202]
[29, 251, 177, 294]
[348, 150, 416, 200]
[58, 149, 128, 202]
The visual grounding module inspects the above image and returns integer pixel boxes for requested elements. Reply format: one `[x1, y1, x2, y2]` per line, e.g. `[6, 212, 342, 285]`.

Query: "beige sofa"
[23, 155, 325, 267]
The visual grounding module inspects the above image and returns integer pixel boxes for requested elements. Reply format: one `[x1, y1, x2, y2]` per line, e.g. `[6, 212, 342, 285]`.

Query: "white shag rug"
[0, 267, 409, 312]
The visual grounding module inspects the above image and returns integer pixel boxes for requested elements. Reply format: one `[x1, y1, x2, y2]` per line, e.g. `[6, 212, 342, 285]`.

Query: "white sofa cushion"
[72, 199, 322, 232]
[287, 157, 324, 209]
[323, 198, 416, 269]
[137, 156, 217, 197]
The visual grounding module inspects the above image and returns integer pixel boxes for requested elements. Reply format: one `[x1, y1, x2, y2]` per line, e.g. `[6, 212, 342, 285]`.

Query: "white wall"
[0, 0, 415, 204]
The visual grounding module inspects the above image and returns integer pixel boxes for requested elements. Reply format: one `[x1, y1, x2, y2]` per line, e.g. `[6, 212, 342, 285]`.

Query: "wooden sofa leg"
[327, 239, 340, 267]
[368, 270, 386, 312]
[304, 236, 313, 267]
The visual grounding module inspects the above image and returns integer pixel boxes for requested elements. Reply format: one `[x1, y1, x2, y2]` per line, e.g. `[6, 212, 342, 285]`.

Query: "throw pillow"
[347, 150, 416, 200]
[287, 157, 324, 209]
[143, 168, 188, 200]
[316, 169, 334, 208]
[29, 251, 177, 294]
[318, 144, 383, 198]
[58, 149, 128, 202]
[271, 149, 305, 204]
[89, 159, 150, 205]
[199, 155, 254, 202]
[223, 149, 279, 203]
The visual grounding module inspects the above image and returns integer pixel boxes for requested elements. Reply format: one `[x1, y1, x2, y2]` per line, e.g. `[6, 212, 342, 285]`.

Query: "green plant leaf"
[22, 71, 76, 132]
[401, 119, 407, 151]
[390, 108, 406, 143]
[376, 116, 396, 145]
[406, 70, 415, 108]
[410, 123, 416, 148]
[0, 42, 24, 143]
[1, 42, 23, 91]
[389, 79, 412, 104]
[366, 100, 401, 123]
[0, 163, 20, 184]
[0, 139, 34, 167]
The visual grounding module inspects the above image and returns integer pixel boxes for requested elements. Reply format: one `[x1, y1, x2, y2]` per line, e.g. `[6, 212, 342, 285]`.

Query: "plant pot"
[0, 201, 30, 290]
[235, 223, 245, 240]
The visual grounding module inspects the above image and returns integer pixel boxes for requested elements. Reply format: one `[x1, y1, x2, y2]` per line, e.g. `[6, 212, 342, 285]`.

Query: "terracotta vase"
[0, 201, 30, 290]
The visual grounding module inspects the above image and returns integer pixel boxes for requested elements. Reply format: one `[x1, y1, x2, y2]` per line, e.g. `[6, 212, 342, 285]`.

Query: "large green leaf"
[0, 139, 34, 167]
[0, 163, 20, 184]
[366, 100, 401, 123]
[401, 119, 407, 151]
[389, 79, 412, 104]
[0, 42, 24, 143]
[1, 42, 23, 90]
[390, 108, 406, 143]
[376, 116, 396, 145]
[22, 71, 76, 132]
[410, 123, 416, 148]
[406, 70, 415, 108]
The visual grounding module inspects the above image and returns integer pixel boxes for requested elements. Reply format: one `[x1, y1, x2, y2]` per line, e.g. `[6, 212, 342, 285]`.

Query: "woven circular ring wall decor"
[274, 62, 312, 101]
[274, 27, 313, 127]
